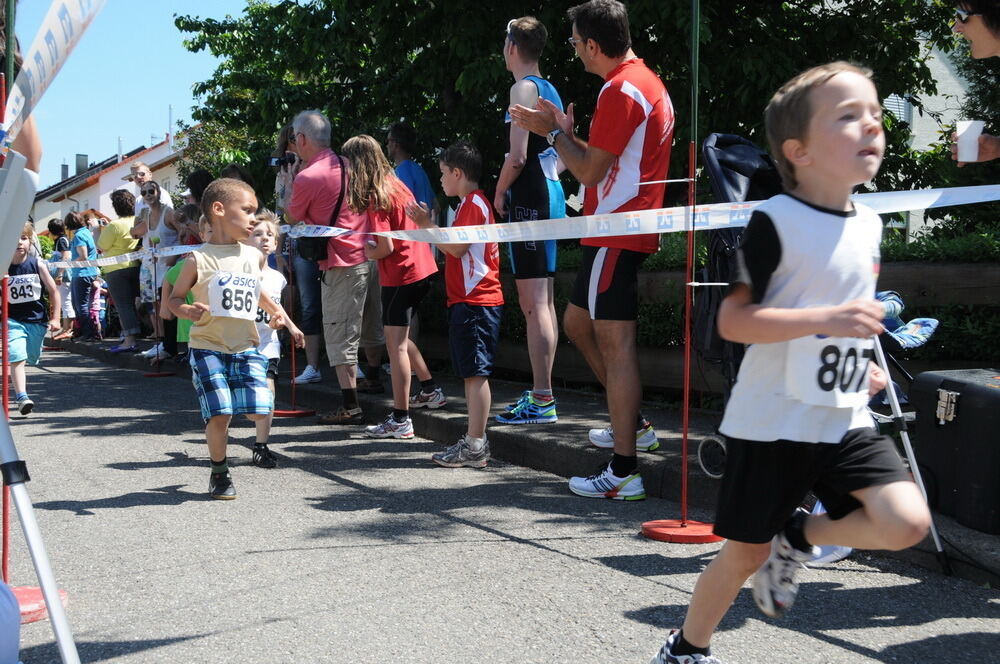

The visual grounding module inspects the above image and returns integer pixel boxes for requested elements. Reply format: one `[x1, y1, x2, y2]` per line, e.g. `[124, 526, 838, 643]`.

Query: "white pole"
[168, 105, 174, 149]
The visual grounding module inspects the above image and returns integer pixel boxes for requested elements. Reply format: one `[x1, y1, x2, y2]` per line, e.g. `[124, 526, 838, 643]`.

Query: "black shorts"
[569, 245, 647, 321]
[266, 358, 279, 380]
[713, 428, 913, 543]
[381, 276, 433, 327]
[508, 240, 557, 279]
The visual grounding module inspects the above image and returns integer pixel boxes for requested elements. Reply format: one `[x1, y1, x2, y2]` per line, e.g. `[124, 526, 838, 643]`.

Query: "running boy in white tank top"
[168, 179, 304, 500]
[648, 63, 931, 664]
[248, 210, 301, 468]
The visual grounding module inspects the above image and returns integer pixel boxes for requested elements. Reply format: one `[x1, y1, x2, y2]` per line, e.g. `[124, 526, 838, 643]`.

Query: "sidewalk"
[53, 337, 1000, 587]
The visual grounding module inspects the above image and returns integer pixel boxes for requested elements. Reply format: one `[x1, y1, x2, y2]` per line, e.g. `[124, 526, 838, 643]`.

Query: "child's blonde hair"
[198, 215, 211, 241]
[20, 221, 35, 239]
[253, 208, 281, 237]
[341, 134, 400, 213]
[765, 61, 874, 190]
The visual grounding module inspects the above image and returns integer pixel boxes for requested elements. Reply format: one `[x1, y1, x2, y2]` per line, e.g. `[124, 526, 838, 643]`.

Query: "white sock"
[466, 436, 486, 452]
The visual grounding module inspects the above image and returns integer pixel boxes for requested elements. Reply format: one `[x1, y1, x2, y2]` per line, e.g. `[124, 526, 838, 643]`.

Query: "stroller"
[694, 133, 939, 479]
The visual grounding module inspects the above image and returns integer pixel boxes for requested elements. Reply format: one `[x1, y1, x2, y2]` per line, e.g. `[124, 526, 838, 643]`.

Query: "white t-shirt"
[255, 267, 287, 359]
[719, 194, 882, 444]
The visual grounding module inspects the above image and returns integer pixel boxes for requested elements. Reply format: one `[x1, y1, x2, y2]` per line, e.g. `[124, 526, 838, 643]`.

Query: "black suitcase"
[911, 368, 1000, 535]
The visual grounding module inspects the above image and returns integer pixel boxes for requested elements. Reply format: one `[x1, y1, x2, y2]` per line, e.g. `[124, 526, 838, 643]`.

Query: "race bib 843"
[208, 272, 259, 321]
[785, 335, 873, 408]
[7, 274, 40, 304]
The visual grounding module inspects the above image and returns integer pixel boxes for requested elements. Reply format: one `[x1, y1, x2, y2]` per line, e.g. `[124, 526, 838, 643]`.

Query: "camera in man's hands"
[269, 152, 297, 168]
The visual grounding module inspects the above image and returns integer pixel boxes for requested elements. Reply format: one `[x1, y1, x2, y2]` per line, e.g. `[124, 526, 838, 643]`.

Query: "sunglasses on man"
[955, 8, 982, 23]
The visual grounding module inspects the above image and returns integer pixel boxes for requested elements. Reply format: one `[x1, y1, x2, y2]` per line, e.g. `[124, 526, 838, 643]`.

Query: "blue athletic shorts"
[448, 303, 502, 378]
[7, 320, 46, 365]
[189, 347, 273, 421]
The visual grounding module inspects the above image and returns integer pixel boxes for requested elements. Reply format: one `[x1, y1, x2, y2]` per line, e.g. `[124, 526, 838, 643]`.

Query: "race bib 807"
[208, 272, 259, 321]
[785, 335, 873, 408]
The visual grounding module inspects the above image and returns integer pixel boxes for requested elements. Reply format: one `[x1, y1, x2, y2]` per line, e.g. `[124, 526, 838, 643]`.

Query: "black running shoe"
[209, 471, 236, 500]
[252, 444, 278, 469]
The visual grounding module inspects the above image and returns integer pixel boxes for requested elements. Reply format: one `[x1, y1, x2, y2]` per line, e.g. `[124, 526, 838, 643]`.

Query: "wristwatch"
[546, 128, 563, 146]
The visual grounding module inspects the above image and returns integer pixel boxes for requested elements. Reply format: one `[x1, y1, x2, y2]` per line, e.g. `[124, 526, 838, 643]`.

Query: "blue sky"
[16, 1, 253, 188]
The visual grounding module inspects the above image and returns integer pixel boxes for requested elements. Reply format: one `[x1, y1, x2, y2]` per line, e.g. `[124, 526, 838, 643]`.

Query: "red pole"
[2, 275, 9, 583]
[680, 140, 697, 527]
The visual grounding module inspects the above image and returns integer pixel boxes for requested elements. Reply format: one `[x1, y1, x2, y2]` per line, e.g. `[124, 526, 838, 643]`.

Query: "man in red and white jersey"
[511, 0, 674, 501]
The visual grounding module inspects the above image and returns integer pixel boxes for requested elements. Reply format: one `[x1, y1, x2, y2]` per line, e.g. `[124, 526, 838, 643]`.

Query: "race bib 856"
[785, 335, 873, 408]
[208, 272, 259, 321]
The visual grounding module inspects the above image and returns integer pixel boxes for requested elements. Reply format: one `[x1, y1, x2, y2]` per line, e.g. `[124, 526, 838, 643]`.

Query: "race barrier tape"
[0, 0, 107, 146]
[284, 184, 1000, 244]
[46, 184, 1000, 268]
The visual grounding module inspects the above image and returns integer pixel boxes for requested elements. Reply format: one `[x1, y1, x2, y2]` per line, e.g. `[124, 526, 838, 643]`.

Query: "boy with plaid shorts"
[168, 179, 304, 499]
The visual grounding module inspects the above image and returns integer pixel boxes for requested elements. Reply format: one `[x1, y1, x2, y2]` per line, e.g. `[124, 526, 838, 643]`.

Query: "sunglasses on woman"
[141, 189, 157, 196]
[955, 8, 981, 23]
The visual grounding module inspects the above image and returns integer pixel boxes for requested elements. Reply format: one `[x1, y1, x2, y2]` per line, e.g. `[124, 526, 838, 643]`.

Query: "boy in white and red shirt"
[510, 0, 674, 500]
[408, 141, 503, 468]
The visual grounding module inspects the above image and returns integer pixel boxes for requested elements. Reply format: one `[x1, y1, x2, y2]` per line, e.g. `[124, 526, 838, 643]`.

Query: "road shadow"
[34, 484, 209, 515]
[19, 633, 210, 663]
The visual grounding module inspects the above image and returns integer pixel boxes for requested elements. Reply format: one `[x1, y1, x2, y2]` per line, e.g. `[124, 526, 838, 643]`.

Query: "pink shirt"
[289, 148, 369, 269]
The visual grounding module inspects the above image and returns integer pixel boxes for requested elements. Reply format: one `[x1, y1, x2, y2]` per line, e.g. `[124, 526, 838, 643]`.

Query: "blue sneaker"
[501, 390, 531, 414]
[495, 393, 557, 424]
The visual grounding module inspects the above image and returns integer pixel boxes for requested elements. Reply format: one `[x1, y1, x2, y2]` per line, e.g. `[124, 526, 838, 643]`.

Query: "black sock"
[671, 630, 710, 657]
[636, 412, 647, 429]
[341, 388, 359, 411]
[210, 458, 228, 474]
[783, 509, 813, 553]
[391, 409, 408, 422]
[610, 453, 638, 477]
[419, 378, 437, 392]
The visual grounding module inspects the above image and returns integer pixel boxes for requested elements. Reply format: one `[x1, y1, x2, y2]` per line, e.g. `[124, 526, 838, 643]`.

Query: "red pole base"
[14, 586, 68, 624]
[273, 409, 316, 418]
[641, 519, 724, 544]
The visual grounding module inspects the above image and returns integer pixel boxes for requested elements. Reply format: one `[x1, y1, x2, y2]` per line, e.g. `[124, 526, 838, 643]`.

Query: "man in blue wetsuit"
[494, 16, 565, 426]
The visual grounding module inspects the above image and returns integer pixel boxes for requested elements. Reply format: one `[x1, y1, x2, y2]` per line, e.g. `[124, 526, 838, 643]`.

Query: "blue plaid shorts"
[189, 348, 273, 422]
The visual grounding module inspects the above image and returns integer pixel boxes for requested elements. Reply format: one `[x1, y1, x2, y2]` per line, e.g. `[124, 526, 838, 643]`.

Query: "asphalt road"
[7, 353, 1000, 663]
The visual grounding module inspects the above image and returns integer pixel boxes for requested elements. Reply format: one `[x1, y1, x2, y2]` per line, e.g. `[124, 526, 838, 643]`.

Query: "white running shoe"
[409, 387, 446, 409]
[294, 365, 322, 384]
[568, 463, 646, 500]
[365, 415, 415, 439]
[752, 527, 818, 618]
[141, 342, 163, 359]
[589, 420, 660, 451]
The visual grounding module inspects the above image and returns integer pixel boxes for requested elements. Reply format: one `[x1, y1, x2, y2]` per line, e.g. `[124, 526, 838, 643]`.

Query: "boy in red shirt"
[408, 141, 503, 467]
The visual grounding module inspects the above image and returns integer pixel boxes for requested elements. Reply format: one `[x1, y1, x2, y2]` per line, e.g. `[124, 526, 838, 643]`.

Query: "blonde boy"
[247, 211, 301, 467]
[6, 222, 60, 415]
[169, 179, 303, 499]
[649, 63, 930, 664]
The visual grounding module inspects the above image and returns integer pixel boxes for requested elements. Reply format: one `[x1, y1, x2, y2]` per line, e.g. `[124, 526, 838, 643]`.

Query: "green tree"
[176, 1, 956, 204]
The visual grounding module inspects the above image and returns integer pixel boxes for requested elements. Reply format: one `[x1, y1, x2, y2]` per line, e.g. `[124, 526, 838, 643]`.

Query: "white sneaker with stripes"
[568, 462, 645, 500]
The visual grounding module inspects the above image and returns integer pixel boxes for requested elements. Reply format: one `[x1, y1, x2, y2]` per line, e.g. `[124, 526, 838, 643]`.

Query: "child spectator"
[161, 214, 209, 365]
[46, 218, 75, 340]
[341, 135, 443, 439]
[407, 142, 502, 467]
[6, 222, 60, 415]
[648, 62, 930, 664]
[167, 179, 303, 499]
[248, 210, 302, 466]
[88, 275, 105, 340]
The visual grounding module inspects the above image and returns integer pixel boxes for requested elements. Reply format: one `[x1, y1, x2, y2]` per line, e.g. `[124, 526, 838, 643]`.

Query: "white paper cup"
[957, 120, 985, 162]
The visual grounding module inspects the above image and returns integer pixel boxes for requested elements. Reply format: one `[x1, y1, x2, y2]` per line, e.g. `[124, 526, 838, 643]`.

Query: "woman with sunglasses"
[131, 180, 177, 358]
[951, 2, 1000, 165]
